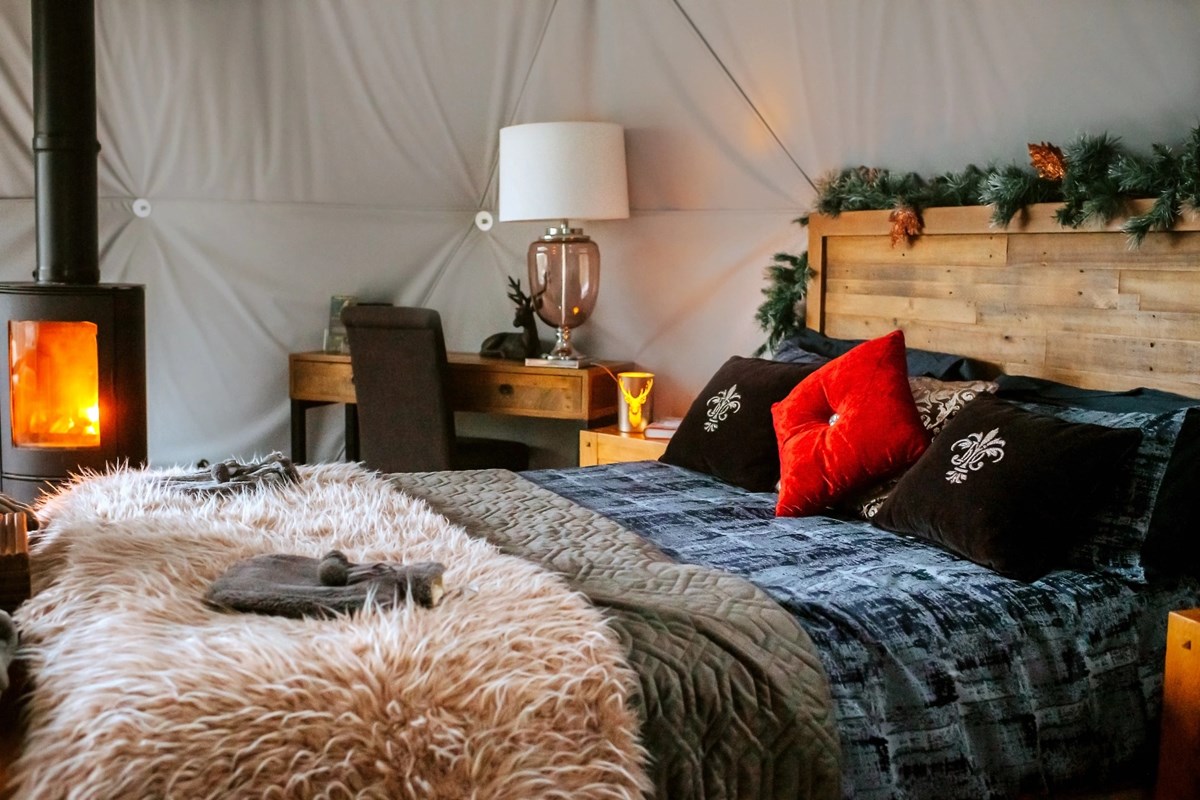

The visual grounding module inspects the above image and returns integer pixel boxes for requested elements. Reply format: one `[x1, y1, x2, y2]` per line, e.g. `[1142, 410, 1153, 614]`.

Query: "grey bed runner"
[390, 469, 841, 800]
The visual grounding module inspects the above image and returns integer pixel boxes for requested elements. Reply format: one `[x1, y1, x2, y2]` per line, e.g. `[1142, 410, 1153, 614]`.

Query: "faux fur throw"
[205, 551, 446, 618]
[12, 462, 648, 799]
[161, 450, 301, 495]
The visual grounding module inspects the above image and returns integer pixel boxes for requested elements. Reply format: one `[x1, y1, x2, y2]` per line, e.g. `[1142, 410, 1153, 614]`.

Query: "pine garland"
[755, 126, 1200, 351]
[807, 125, 1200, 243]
[1113, 127, 1200, 245]
[979, 165, 1061, 226]
[753, 246, 812, 357]
[1055, 132, 1126, 228]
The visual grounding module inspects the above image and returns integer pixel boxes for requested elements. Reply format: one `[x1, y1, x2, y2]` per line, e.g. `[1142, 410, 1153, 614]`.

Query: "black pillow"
[871, 394, 1142, 581]
[994, 373, 1198, 413]
[660, 356, 820, 491]
[773, 328, 992, 380]
[995, 374, 1200, 578]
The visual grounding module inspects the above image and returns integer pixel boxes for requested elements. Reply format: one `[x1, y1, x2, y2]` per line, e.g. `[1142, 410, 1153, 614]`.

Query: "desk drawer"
[290, 358, 356, 403]
[449, 369, 585, 419]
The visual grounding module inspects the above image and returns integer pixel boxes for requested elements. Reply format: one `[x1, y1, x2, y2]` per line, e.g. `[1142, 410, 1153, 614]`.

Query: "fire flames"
[9, 320, 101, 448]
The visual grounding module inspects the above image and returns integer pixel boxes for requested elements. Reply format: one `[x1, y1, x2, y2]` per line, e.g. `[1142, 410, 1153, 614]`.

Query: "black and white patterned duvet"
[527, 460, 1200, 800]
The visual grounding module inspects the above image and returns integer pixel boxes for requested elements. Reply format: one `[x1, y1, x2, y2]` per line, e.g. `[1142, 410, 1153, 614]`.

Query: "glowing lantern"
[617, 371, 654, 433]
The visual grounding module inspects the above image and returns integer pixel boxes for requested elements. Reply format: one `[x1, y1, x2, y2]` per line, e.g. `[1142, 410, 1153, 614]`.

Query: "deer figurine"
[480, 277, 545, 360]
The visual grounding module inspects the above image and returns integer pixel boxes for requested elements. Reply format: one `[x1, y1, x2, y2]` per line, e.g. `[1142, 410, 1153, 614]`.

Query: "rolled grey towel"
[0, 610, 16, 693]
[205, 551, 446, 619]
[164, 452, 302, 496]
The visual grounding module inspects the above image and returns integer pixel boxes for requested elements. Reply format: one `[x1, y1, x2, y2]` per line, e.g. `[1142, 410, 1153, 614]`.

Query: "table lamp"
[498, 121, 629, 362]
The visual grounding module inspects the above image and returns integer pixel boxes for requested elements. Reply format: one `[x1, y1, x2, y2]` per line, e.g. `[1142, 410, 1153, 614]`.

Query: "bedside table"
[578, 424, 671, 466]
[1158, 609, 1200, 800]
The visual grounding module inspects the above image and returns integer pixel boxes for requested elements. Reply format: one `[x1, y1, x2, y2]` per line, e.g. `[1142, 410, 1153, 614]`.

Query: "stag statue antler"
[480, 277, 546, 360]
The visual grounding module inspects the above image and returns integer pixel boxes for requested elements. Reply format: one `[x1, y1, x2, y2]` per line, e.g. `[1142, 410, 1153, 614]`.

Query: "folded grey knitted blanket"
[205, 550, 445, 619]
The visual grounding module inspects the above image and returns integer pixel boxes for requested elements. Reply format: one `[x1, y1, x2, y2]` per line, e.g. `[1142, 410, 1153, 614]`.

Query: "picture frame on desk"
[323, 295, 357, 354]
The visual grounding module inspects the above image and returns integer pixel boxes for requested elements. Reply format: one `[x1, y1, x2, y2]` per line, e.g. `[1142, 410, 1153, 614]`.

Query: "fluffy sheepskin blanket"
[11, 463, 648, 799]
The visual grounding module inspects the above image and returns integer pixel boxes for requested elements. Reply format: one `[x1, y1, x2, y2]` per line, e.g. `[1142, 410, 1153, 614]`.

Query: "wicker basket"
[0, 512, 29, 614]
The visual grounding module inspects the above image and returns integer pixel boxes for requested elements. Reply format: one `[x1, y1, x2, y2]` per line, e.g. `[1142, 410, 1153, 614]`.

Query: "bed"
[3, 201, 1200, 799]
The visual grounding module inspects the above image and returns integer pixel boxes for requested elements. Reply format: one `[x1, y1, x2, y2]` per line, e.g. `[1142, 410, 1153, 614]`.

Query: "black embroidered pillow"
[871, 394, 1142, 580]
[660, 356, 820, 491]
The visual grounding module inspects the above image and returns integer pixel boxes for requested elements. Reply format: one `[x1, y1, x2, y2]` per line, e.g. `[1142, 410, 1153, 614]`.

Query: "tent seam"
[670, 0, 817, 193]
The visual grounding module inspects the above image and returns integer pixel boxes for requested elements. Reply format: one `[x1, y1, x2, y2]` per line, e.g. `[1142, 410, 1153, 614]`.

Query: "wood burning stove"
[0, 0, 147, 502]
[0, 286, 146, 502]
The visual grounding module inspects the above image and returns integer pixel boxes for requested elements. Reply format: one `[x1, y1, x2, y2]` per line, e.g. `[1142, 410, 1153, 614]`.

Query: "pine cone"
[1028, 142, 1066, 181]
[888, 204, 923, 247]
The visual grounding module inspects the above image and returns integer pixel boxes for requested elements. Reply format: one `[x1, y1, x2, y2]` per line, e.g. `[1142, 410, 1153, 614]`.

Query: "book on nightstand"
[643, 418, 682, 439]
[524, 357, 590, 369]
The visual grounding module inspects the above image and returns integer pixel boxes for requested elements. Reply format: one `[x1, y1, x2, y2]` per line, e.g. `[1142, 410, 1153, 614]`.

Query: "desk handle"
[498, 383, 514, 396]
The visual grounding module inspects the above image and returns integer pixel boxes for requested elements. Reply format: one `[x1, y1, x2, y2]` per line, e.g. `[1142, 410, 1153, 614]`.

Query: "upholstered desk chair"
[341, 306, 529, 473]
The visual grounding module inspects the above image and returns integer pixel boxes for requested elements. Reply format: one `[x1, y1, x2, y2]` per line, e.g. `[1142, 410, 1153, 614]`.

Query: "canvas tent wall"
[0, 0, 1197, 467]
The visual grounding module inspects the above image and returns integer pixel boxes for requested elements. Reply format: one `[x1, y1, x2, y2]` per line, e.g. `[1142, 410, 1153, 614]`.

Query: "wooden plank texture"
[1120, 270, 1200, 313]
[808, 205, 1200, 397]
[826, 233, 1005, 268]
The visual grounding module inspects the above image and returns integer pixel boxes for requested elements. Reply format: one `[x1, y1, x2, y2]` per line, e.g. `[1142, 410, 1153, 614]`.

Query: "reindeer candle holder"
[616, 372, 654, 433]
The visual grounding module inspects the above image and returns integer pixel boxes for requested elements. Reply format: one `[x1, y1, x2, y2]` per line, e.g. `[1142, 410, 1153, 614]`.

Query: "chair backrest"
[341, 306, 456, 472]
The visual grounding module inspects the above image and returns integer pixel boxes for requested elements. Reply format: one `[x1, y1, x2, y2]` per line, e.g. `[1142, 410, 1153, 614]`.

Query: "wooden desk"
[288, 351, 632, 463]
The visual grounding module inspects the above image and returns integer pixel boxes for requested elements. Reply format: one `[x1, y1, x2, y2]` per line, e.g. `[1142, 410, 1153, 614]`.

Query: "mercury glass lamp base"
[543, 326, 584, 361]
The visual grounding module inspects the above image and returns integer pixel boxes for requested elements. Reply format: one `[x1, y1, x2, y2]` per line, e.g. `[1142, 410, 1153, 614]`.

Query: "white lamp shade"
[498, 122, 629, 222]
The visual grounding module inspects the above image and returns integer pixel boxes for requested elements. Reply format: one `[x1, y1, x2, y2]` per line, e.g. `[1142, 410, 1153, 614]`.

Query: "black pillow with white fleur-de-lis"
[871, 393, 1143, 581]
[660, 356, 823, 492]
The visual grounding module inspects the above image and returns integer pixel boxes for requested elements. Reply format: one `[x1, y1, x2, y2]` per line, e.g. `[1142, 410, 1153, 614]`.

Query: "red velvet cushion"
[773, 330, 930, 516]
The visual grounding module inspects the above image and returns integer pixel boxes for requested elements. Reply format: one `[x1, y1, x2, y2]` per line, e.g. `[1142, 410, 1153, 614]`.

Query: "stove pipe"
[0, 0, 147, 503]
[32, 0, 99, 286]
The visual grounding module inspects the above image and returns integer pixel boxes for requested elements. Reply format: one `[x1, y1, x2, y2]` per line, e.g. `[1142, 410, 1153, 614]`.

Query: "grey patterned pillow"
[909, 377, 1000, 436]
[852, 378, 998, 519]
[1017, 402, 1191, 581]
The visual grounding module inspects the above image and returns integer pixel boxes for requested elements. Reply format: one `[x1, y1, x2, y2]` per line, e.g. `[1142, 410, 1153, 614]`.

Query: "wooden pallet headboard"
[805, 200, 1200, 398]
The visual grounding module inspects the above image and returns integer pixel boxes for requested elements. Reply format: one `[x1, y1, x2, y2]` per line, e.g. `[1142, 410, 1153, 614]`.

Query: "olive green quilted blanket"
[391, 469, 841, 800]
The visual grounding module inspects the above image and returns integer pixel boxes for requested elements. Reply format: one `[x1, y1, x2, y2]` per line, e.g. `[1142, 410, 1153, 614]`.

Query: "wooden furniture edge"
[1156, 608, 1200, 800]
[578, 424, 671, 466]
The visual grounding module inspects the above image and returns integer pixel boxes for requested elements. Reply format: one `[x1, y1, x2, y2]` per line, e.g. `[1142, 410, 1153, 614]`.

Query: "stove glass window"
[9, 320, 101, 448]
